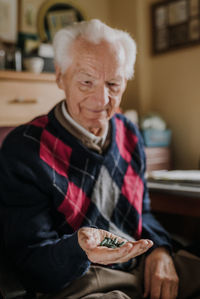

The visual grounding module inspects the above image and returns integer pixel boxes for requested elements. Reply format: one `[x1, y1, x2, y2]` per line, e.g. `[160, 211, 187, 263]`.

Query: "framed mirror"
[37, 0, 85, 42]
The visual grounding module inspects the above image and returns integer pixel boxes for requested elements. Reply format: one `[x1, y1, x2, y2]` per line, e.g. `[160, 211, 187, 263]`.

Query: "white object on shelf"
[141, 114, 167, 131]
[38, 43, 54, 58]
[24, 57, 44, 73]
[148, 170, 200, 183]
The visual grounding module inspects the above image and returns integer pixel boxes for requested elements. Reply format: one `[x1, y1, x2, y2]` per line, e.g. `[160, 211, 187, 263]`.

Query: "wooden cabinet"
[0, 70, 64, 126]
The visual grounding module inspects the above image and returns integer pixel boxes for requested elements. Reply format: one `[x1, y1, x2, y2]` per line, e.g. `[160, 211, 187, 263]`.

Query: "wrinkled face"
[56, 38, 127, 135]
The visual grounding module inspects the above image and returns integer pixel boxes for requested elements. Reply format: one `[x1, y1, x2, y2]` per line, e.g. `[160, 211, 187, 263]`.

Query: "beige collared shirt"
[54, 100, 111, 154]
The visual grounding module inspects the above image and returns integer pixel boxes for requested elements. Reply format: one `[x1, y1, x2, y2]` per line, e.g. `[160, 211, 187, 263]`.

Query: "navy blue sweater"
[0, 105, 171, 293]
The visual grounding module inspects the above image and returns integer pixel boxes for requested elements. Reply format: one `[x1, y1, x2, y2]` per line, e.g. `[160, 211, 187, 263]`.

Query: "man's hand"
[144, 247, 179, 299]
[78, 227, 153, 265]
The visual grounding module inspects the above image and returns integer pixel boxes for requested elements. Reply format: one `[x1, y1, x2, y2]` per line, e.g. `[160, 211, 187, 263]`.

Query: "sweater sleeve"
[0, 131, 90, 293]
[135, 125, 172, 253]
[141, 179, 172, 253]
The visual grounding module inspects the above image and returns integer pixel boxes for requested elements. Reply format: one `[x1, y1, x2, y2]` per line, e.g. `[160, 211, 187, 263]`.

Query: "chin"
[85, 118, 107, 133]
[89, 118, 108, 127]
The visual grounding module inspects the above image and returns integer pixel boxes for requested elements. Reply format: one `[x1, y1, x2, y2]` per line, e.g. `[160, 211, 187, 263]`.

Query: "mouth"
[84, 109, 109, 119]
[82, 106, 111, 120]
[87, 108, 106, 113]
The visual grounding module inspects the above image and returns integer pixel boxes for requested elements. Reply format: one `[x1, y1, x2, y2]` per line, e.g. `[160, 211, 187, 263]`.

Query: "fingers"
[78, 228, 153, 265]
[171, 278, 179, 299]
[78, 227, 101, 250]
[87, 239, 153, 264]
[98, 239, 153, 264]
[119, 239, 153, 263]
[144, 248, 179, 299]
[160, 274, 179, 299]
[149, 274, 162, 299]
[87, 241, 133, 264]
[148, 278, 178, 299]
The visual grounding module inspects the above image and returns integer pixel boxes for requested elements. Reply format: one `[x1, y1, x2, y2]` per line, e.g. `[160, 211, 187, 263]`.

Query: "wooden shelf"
[0, 70, 56, 82]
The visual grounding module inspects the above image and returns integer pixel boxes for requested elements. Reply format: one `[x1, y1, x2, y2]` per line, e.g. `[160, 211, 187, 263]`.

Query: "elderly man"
[0, 19, 200, 299]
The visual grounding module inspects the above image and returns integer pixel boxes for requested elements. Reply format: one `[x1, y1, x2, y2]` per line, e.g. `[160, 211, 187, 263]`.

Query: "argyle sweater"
[0, 103, 171, 293]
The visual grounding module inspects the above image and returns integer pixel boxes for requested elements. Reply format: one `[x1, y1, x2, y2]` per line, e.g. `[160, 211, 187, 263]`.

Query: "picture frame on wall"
[47, 9, 78, 40]
[168, 0, 188, 26]
[152, 0, 200, 54]
[17, 0, 85, 54]
[189, 0, 199, 16]
[18, 0, 43, 35]
[0, 0, 18, 43]
[189, 18, 200, 40]
[37, 0, 85, 42]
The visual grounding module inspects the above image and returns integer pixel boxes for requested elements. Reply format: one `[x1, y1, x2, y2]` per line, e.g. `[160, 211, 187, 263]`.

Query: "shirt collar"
[61, 101, 108, 147]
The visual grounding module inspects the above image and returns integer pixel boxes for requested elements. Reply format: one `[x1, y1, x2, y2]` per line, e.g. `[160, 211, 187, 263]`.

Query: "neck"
[65, 103, 108, 137]
[89, 127, 105, 137]
[63, 101, 108, 138]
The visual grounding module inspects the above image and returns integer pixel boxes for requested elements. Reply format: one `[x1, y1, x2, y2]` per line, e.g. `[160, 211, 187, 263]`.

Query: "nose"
[95, 85, 109, 107]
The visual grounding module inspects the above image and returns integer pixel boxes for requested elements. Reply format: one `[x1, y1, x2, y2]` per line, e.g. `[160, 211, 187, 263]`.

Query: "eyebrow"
[108, 76, 123, 83]
[78, 70, 97, 79]
[76, 70, 123, 82]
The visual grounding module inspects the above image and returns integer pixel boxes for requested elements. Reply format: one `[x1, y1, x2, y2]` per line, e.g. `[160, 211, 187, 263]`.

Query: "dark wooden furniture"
[145, 147, 171, 172]
[148, 181, 200, 217]
[148, 181, 200, 245]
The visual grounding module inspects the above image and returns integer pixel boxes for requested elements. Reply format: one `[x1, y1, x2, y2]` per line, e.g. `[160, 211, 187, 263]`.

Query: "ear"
[55, 64, 64, 90]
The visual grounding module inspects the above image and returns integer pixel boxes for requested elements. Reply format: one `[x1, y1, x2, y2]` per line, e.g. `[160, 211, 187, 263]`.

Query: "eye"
[83, 80, 92, 85]
[79, 80, 93, 90]
[107, 82, 120, 90]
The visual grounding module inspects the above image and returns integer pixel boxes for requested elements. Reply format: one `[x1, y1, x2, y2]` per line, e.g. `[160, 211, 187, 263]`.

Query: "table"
[148, 181, 200, 217]
[148, 180, 200, 243]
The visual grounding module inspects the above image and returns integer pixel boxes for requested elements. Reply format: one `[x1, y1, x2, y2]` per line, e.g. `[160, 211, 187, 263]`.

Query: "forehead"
[69, 38, 125, 77]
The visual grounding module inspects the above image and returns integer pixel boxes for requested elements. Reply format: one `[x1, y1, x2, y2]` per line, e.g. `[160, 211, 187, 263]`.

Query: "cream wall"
[109, 0, 200, 169]
[68, 0, 110, 24]
[12, 0, 200, 169]
[150, 46, 200, 169]
[19, 0, 111, 34]
[108, 0, 139, 112]
[140, 0, 200, 169]
[108, 0, 153, 114]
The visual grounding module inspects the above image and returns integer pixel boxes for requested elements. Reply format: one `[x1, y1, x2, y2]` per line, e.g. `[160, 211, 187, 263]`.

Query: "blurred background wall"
[109, 0, 200, 170]
[1, 0, 200, 169]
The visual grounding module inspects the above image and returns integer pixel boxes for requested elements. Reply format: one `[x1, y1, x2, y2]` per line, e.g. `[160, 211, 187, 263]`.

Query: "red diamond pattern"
[58, 181, 90, 231]
[40, 129, 72, 177]
[121, 164, 143, 214]
[30, 115, 48, 128]
[115, 118, 138, 163]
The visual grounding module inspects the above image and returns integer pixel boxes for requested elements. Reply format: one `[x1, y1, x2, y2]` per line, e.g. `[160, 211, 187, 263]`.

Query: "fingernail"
[141, 240, 153, 250]
[147, 240, 153, 246]
[144, 239, 153, 246]
[142, 240, 149, 247]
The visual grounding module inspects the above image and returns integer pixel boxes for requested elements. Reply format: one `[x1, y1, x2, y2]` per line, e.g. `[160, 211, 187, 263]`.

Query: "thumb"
[84, 236, 97, 250]
[78, 229, 97, 250]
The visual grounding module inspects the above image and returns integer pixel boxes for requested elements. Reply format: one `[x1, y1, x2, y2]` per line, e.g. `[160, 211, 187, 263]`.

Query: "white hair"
[53, 19, 137, 80]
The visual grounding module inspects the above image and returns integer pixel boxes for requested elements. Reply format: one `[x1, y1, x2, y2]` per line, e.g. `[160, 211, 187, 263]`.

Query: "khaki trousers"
[41, 250, 200, 299]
